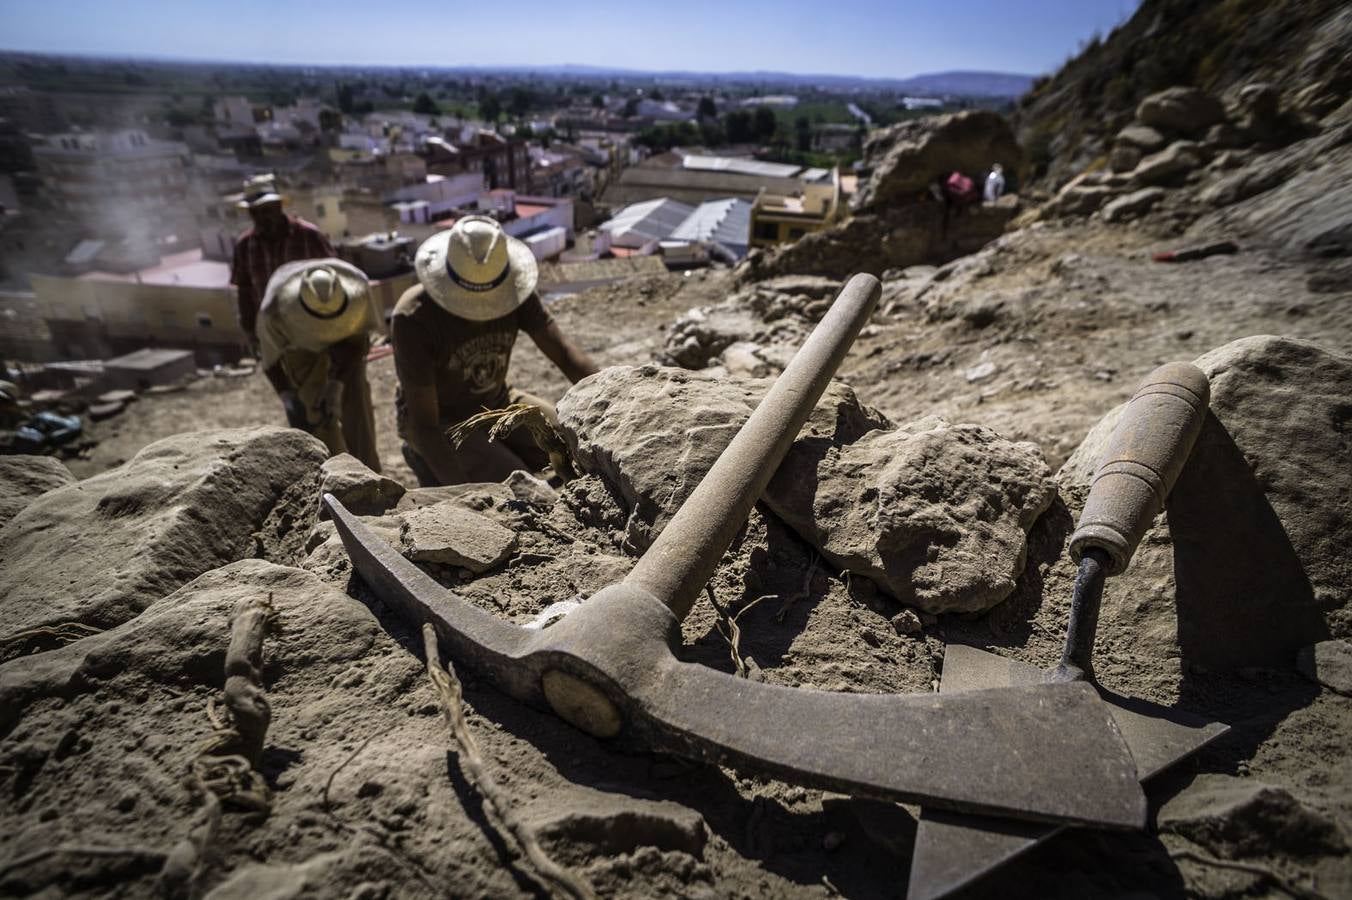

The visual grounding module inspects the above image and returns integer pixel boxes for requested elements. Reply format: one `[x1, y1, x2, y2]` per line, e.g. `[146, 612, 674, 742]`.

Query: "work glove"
[315, 379, 344, 426]
[279, 390, 309, 429]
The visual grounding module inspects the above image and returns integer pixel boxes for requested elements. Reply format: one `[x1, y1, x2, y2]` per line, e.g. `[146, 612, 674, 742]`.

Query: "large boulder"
[1116, 124, 1168, 153]
[765, 416, 1056, 614]
[0, 427, 327, 640]
[1136, 87, 1226, 135]
[0, 455, 75, 527]
[1060, 337, 1351, 668]
[556, 365, 890, 550]
[851, 110, 1023, 212]
[1129, 140, 1204, 187]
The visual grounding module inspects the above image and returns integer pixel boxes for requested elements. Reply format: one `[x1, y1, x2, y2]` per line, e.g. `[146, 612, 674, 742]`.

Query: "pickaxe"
[908, 362, 1231, 899]
[325, 274, 1147, 829]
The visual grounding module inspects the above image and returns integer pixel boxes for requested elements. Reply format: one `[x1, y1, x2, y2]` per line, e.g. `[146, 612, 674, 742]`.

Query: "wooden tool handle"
[1069, 362, 1210, 575]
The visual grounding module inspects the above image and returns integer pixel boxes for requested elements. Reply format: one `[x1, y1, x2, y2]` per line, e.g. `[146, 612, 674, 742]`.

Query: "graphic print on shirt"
[451, 331, 514, 395]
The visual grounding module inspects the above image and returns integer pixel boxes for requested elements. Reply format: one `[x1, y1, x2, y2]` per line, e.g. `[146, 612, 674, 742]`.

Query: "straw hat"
[236, 173, 285, 209]
[414, 215, 538, 321]
[263, 258, 372, 348]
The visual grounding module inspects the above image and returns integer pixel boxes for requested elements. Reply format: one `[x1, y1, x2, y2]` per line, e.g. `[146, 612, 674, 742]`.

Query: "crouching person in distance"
[394, 215, 598, 486]
[258, 258, 383, 471]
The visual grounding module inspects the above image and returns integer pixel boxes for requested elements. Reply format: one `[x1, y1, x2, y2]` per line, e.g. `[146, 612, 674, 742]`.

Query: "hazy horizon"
[0, 0, 1139, 81]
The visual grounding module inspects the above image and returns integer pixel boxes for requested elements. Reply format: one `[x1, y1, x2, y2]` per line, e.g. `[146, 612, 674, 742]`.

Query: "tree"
[413, 92, 440, 115]
[591, 93, 604, 109]
[794, 115, 812, 152]
[337, 83, 355, 114]
[479, 93, 502, 123]
[508, 87, 532, 119]
[725, 109, 753, 144]
[649, 87, 664, 101]
[752, 106, 778, 141]
[697, 96, 717, 121]
[622, 97, 639, 118]
[319, 108, 342, 132]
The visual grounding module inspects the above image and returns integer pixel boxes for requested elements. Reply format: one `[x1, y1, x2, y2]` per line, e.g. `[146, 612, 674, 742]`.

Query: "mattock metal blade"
[327, 273, 1149, 832]
[906, 646, 1228, 900]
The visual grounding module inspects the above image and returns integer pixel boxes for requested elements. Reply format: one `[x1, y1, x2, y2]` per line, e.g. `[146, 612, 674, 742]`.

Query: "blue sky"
[0, 0, 1139, 78]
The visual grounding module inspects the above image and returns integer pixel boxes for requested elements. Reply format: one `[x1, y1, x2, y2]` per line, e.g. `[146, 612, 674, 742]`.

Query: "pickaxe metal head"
[326, 273, 1148, 830]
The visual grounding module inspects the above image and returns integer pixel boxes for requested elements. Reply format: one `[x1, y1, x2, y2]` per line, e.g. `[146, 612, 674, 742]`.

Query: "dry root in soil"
[447, 402, 578, 480]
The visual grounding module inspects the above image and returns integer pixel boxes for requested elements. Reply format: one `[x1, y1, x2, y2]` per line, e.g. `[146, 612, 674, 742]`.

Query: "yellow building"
[749, 168, 846, 248]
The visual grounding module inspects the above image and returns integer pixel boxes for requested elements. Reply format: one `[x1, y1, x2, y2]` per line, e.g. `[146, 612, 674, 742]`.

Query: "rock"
[891, 609, 923, 636]
[0, 455, 75, 526]
[765, 415, 1056, 614]
[1136, 87, 1226, 135]
[1130, 141, 1203, 187]
[660, 304, 765, 369]
[205, 853, 347, 900]
[399, 500, 517, 572]
[1158, 774, 1346, 858]
[96, 389, 137, 405]
[87, 400, 126, 421]
[1204, 121, 1247, 150]
[1044, 184, 1120, 218]
[526, 791, 707, 857]
[0, 427, 327, 640]
[504, 469, 558, 506]
[1297, 640, 1352, 695]
[1198, 158, 1293, 207]
[1103, 187, 1167, 223]
[395, 482, 513, 513]
[1236, 83, 1281, 124]
[320, 453, 405, 517]
[1108, 143, 1142, 173]
[1116, 124, 1168, 153]
[557, 365, 890, 550]
[720, 341, 772, 378]
[851, 110, 1023, 212]
[964, 361, 997, 382]
[1060, 337, 1351, 668]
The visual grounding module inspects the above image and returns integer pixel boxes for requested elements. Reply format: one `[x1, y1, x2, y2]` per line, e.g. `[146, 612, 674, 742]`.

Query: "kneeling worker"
[394, 216, 598, 485]
[258, 258, 383, 471]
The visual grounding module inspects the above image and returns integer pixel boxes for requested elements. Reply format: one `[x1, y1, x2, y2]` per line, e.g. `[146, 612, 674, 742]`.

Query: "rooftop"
[682, 155, 802, 179]
[78, 248, 231, 290]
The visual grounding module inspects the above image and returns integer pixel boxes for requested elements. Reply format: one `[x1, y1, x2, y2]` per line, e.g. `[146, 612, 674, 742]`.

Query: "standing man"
[257, 259, 383, 471]
[393, 215, 599, 485]
[229, 174, 334, 346]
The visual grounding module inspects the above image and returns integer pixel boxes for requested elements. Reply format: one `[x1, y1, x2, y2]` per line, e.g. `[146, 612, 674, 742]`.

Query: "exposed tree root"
[447, 402, 578, 480]
[422, 623, 596, 900]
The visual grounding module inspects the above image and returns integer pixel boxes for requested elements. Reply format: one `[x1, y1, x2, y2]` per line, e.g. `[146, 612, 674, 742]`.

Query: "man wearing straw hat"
[230, 174, 334, 345]
[257, 258, 383, 471]
[394, 215, 598, 485]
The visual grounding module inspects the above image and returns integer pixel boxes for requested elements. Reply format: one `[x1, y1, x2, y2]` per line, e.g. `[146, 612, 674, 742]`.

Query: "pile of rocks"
[1044, 84, 1308, 223]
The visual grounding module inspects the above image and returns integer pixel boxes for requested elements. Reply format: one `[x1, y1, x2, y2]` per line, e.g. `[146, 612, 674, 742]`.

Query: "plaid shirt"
[230, 215, 334, 334]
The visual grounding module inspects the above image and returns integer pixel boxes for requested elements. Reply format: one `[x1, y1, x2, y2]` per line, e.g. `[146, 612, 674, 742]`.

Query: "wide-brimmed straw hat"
[236, 174, 285, 209]
[414, 215, 538, 321]
[263, 258, 372, 348]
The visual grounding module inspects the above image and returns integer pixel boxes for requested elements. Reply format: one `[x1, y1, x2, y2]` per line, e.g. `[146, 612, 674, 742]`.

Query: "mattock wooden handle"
[1070, 362, 1211, 575]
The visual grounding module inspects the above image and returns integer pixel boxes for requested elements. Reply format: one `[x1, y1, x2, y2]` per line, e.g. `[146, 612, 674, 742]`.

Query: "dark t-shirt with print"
[392, 284, 552, 434]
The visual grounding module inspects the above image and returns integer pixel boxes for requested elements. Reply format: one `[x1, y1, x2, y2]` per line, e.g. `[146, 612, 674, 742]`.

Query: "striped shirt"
[229, 215, 334, 334]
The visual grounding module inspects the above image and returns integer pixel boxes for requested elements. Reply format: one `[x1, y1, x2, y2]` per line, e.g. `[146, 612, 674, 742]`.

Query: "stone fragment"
[399, 500, 517, 572]
[1108, 143, 1142, 173]
[1158, 774, 1346, 858]
[526, 791, 707, 857]
[964, 361, 997, 382]
[1136, 87, 1226, 135]
[1130, 141, 1203, 187]
[557, 365, 890, 549]
[1104, 187, 1166, 223]
[0, 455, 75, 527]
[1045, 183, 1120, 218]
[1297, 640, 1352, 695]
[891, 609, 923, 636]
[0, 427, 327, 640]
[319, 452, 405, 517]
[1116, 124, 1168, 153]
[765, 415, 1056, 614]
[504, 469, 558, 506]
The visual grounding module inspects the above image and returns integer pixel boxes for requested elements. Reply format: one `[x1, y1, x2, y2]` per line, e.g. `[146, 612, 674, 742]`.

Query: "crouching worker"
[394, 216, 598, 486]
[258, 258, 383, 471]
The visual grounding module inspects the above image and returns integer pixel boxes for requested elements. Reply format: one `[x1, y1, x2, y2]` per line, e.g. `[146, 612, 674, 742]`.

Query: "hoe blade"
[907, 645, 1229, 900]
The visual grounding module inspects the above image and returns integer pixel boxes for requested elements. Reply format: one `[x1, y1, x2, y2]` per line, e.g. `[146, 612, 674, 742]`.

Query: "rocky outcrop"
[1103, 186, 1166, 222]
[556, 365, 889, 550]
[765, 415, 1055, 614]
[738, 111, 1023, 281]
[1136, 87, 1226, 135]
[0, 455, 75, 527]
[0, 427, 327, 640]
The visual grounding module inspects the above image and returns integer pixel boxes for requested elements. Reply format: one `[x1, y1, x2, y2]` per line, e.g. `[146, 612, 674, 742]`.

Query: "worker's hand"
[315, 379, 343, 424]
[279, 390, 309, 429]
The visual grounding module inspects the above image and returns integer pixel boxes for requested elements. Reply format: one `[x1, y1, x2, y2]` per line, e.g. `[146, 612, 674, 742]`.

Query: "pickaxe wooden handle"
[325, 274, 1148, 829]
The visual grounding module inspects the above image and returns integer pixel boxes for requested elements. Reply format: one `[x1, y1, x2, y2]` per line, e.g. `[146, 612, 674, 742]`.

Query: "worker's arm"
[230, 243, 258, 338]
[402, 381, 468, 485]
[527, 319, 600, 384]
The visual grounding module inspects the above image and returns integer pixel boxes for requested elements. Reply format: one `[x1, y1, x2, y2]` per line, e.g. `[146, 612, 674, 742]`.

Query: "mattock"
[908, 362, 1232, 900]
[325, 273, 1148, 829]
